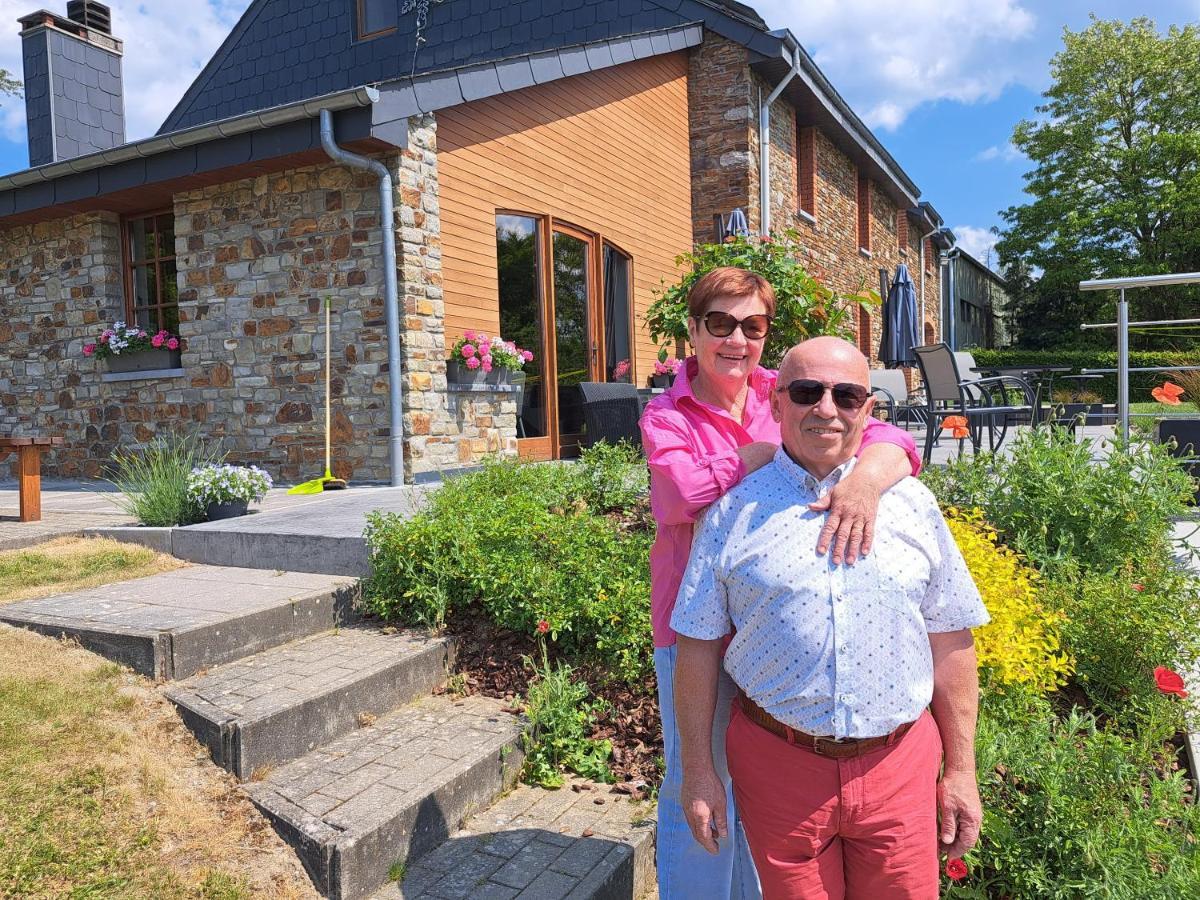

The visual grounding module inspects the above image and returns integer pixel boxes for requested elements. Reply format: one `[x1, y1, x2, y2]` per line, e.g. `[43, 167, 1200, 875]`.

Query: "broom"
[288, 296, 347, 493]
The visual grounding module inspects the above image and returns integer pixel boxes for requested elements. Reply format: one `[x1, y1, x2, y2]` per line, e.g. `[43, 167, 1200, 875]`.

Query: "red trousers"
[727, 706, 943, 899]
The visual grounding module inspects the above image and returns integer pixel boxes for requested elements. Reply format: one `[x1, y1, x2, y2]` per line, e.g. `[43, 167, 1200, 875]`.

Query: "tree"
[0, 69, 19, 101]
[995, 17, 1200, 349]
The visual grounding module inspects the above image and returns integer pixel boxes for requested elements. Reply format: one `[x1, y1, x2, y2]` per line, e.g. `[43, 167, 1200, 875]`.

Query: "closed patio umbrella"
[878, 263, 919, 369]
[727, 208, 750, 238]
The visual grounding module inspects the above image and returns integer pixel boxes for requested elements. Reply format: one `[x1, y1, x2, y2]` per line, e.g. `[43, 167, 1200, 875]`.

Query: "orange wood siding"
[437, 52, 692, 387]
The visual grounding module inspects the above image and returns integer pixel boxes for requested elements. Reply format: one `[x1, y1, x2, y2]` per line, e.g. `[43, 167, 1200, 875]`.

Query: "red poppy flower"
[1152, 382, 1185, 405]
[1155, 666, 1188, 698]
[536, 620, 550, 634]
[941, 415, 970, 440]
[1132, 583, 1144, 592]
[945, 858, 968, 881]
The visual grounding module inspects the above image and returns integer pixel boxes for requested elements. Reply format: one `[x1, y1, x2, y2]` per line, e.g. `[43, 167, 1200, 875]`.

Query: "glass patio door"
[496, 214, 631, 460]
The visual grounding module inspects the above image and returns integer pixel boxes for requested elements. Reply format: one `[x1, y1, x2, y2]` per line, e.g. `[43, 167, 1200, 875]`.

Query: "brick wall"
[686, 33, 942, 357]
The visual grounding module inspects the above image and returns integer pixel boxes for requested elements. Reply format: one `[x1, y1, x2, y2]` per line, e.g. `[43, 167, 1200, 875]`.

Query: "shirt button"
[839, 693, 854, 704]
[839, 643, 849, 654]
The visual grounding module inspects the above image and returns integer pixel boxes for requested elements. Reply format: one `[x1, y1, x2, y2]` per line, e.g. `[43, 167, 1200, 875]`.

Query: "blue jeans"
[655, 644, 762, 899]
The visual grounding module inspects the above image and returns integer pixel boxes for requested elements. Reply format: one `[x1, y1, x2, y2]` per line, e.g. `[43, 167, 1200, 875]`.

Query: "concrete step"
[244, 693, 524, 900]
[0, 565, 357, 679]
[372, 778, 657, 900]
[165, 625, 454, 781]
[92, 486, 433, 577]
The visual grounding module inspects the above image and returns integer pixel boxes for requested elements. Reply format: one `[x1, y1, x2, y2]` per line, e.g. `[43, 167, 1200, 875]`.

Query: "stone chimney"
[18, 2, 124, 168]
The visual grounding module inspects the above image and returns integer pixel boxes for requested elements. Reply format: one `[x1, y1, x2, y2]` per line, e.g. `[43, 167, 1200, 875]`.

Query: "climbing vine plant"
[401, 0, 446, 77]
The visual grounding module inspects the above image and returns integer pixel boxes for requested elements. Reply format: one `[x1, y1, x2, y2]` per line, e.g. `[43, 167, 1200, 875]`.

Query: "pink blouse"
[640, 357, 922, 648]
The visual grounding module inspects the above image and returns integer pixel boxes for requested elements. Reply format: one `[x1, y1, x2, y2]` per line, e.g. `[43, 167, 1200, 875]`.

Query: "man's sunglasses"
[698, 311, 772, 340]
[778, 378, 871, 410]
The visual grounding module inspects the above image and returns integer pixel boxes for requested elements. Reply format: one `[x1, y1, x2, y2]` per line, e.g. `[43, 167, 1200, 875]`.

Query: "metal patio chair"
[869, 369, 927, 431]
[578, 381, 643, 451]
[912, 343, 1035, 464]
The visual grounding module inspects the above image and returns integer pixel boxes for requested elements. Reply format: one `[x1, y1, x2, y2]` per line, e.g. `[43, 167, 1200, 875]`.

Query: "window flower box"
[85, 322, 182, 373]
[448, 330, 534, 386]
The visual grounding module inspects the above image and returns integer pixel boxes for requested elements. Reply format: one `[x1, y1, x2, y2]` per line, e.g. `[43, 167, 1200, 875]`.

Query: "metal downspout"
[759, 44, 802, 237]
[319, 108, 405, 486]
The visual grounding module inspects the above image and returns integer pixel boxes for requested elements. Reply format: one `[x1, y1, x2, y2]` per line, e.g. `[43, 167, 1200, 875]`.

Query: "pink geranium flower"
[481, 354, 492, 365]
[167, 337, 180, 350]
[461, 343, 477, 358]
[465, 356, 481, 370]
[151, 334, 165, 348]
[482, 360, 493, 373]
[82, 343, 96, 356]
[522, 350, 534, 362]
[464, 330, 476, 341]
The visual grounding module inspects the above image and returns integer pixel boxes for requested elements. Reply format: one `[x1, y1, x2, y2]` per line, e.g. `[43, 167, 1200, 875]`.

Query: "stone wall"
[0, 117, 517, 483]
[686, 33, 942, 357]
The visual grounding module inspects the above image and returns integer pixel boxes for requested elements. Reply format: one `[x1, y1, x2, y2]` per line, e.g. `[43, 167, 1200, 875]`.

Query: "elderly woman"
[640, 267, 921, 899]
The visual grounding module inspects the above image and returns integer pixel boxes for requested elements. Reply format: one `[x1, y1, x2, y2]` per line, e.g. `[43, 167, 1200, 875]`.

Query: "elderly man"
[671, 337, 989, 899]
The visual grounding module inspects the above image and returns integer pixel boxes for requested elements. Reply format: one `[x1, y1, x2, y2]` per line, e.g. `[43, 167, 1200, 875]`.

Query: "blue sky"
[1, 0, 1197, 269]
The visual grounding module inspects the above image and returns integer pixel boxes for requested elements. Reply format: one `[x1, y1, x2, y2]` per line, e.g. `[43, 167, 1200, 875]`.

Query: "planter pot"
[447, 359, 484, 385]
[1056, 403, 1103, 427]
[485, 367, 509, 386]
[205, 499, 249, 520]
[1157, 417, 1200, 503]
[1096, 404, 1117, 425]
[103, 348, 180, 373]
[650, 373, 676, 389]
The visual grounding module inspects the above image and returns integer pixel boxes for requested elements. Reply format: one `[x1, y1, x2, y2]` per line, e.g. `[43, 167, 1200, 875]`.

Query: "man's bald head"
[770, 336, 875, 479]
[778, 337, 870, 387]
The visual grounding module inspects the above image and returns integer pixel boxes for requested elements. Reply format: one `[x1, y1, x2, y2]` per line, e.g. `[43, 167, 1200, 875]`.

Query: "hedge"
[970, 349, 1198, 404]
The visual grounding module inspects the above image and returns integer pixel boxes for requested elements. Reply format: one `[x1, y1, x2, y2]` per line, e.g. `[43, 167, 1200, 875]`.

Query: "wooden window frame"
[856, 171, 871, 254]
[600, 240, 635, 387]
[121, 209, 179, 334]
[797, 125, 816, 222]
[356, 0, 398, 40]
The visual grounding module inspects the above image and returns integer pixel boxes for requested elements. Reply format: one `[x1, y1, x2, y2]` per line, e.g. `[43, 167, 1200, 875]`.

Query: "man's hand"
[937, 770, 982, 858]
[681, 766, 728, 855]
[809, 477, 881, 565]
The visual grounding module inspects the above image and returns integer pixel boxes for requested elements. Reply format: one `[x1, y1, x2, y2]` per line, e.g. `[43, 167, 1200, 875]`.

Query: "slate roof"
[159, 0, 780, 133]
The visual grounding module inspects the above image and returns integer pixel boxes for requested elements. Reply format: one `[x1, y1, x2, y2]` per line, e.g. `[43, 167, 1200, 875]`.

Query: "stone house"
[0, 0, 953, 485]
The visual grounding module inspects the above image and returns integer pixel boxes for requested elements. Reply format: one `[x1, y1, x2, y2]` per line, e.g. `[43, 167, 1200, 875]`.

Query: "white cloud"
[975, 142, 1025, 163]
[952, 225, 1000, 270]
[0, 0, 250, 151]
[750, 0, 1039, 131]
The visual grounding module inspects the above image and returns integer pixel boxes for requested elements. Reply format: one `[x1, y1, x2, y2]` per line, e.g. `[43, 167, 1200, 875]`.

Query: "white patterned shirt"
[670, 448, 989, 739]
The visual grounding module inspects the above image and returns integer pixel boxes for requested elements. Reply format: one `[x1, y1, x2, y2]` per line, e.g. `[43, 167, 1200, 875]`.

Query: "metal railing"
[1078, 273, 1200, 440]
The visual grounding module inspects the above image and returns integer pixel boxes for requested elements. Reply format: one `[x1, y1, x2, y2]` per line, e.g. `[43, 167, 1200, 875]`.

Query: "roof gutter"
[319, 108, 405, 487]
[0, 85, 379, 190]
[759, 39, 801, 237]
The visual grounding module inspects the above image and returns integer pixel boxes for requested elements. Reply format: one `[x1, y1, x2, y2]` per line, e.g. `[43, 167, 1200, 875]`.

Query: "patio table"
[971, 364, 1075, 423]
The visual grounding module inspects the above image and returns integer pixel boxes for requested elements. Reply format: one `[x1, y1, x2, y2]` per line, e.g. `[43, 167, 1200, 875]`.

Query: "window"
[857, 306, 872, 358]
[497, 214, 546, 439]
[797, 126, 816, 221]
[124, 211, 179, 334]
[357, 0, 397, 40]
[602, 244, 633, 383]
[856, 171, 871, 253]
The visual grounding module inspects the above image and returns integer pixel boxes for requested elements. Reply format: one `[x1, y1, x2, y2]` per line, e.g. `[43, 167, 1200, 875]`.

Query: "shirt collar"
[772, 446, 858, 497]
[669, 356, 777, 415]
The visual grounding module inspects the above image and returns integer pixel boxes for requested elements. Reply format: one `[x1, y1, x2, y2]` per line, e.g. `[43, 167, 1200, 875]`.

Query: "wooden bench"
[0, 437, 65, 522]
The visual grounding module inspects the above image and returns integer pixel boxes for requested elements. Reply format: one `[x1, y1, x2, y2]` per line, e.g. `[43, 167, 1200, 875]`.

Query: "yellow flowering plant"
[945, 507, 1072, 694]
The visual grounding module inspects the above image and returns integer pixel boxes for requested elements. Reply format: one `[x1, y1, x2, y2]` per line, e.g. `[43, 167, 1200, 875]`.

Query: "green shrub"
[107, 433, 224, 527]
[970, 348, 1198, 405]
[644, 229, 874, 368]
[521, 643, 613, 789]
[1040, 560, 1200, 724]
[364, 450, 653, 681]
[573, 441, 647, 513]
[948, 685, 1200, 899]
[921, 428, 1194, 573]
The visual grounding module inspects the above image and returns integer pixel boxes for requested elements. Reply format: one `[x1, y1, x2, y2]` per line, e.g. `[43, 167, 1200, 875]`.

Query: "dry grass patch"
[0, 536, 185, 604]
[0, 626, 318, 899]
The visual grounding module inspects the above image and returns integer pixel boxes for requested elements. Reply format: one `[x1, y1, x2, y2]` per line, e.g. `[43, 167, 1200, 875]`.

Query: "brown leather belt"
[737, 693, 915, 759]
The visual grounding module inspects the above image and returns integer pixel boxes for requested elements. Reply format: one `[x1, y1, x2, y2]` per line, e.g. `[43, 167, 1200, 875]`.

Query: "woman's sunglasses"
[779, 378, 870, 410]
[698, 311, 772, 340]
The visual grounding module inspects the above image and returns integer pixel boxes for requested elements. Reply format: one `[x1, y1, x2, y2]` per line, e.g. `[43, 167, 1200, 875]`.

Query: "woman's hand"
[809, 474, 882, 566]
[735, 441, 778, 475]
